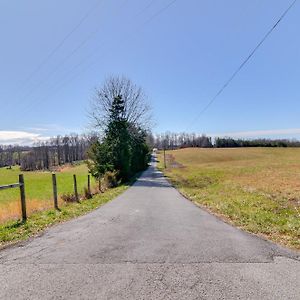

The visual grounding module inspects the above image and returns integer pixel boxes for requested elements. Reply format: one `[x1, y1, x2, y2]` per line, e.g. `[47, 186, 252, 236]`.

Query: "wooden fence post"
[73, 174, 79, 202]
[164, 148, 166, 169]
[88, 174, 91, 195]
[52, 173, 58, 209]
[19, 174, 27, 222]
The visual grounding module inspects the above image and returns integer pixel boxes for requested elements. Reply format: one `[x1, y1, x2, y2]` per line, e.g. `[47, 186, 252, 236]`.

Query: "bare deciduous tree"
[0, 134, 97, 171]
[89, 76, 152, 131]
[154, 132, 213, 150]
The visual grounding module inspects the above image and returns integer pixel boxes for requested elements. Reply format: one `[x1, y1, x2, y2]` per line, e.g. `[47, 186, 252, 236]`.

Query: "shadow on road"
[134, 165, 172, 188]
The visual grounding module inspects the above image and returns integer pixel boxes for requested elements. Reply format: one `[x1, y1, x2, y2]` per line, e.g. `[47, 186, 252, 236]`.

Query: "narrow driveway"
[0, 159, 299, 299]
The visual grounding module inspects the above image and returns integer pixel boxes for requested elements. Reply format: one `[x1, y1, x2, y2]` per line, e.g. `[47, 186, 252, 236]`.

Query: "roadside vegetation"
[0, 134, 93, 171]
[88, 76, 151, 183]
[154, 132, 300, 150]
[158, 147, 300, 250]
[0, 182, 130, 248]
[0, 163, 93, 223]
[0, 75, 151, 247]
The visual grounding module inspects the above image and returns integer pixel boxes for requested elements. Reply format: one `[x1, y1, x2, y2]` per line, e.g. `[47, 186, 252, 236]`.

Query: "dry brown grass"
[158, 147, 300, 250]
[0, 199, 54, 223]
[0, 163, 96, 223]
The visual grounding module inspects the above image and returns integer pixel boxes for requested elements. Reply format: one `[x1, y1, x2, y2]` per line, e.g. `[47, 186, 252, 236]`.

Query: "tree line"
[3, 76, 299, 175]
[154, 133, 300, 149]
[1, 77, 152, 185]
[1, 76, 152, 179]
[0, 134, 95, 171]
[0, 145, 30, 168]
[214, 137, 300, 148]
[2, 132, 299, 172]
[154, 132, 213, 149]
[2, 131, 300, 172]
[88, 76, 151, 182]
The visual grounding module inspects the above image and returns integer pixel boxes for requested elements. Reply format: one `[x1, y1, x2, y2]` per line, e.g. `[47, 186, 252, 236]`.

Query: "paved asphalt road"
[0, 159, 299, 299]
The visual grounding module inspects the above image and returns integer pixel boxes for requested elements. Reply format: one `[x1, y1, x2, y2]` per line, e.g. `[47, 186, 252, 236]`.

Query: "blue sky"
[0, 0, 299, 144]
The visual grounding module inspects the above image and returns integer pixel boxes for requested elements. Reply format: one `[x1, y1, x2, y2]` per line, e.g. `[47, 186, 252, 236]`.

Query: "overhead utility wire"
[18, 0, 129, 102]
[137, 0, 157, 15]
[20, 0, 153, 101]
[15, 0, 128, 116]
[18, 0, 179, 118]
[142, 0, 177, 26]
[186, 0, 297, 130]
[20, 0, 103, 87]
[21, 15, 104, 100]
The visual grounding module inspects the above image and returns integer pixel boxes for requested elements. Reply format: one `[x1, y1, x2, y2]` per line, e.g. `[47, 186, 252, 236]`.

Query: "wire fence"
[0, 173, 96, 223]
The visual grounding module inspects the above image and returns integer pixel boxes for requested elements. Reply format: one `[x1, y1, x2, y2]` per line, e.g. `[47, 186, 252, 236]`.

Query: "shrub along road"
[0, 158, 299, 299]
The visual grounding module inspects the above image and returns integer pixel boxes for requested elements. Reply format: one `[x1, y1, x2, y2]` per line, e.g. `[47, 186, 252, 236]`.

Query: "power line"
[27, 0, 171, 101]
[143, 0, 177, 26]
[134, 0, 157, 18]
[20, 11, 104, 100]
[186, 0, 297, 130]
[14, 0, 128, 117]
[20, 0, 103, 88]
[16, 0, 180, 119]
[17, 0, 128, 102]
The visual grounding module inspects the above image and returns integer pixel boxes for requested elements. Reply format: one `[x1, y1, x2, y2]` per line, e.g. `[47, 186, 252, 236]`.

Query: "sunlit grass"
[0, 163, 97, 222]
[0, 184, 129, 247]
[158, 147, 300, 250]
[0, 167, 140, 247]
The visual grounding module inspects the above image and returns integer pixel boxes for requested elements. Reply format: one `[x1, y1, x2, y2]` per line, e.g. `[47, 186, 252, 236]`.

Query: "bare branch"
[89, 75, 152, 131]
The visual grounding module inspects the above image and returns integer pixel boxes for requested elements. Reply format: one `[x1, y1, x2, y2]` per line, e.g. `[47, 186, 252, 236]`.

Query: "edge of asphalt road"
[1, 155, 300, 263]
[0, 171, 142, 252]
[175, 187, 300, 262]
[153, 157, 300, 261]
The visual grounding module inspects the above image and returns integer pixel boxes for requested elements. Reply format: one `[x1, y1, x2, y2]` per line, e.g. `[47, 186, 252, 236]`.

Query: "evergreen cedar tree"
[88, 95, 151, 182]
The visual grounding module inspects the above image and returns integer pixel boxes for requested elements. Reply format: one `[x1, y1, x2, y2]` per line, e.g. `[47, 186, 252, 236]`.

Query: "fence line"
[52, 173, 58, 210]
[0, 173, 92, 223]
[0, 175, 26, 222]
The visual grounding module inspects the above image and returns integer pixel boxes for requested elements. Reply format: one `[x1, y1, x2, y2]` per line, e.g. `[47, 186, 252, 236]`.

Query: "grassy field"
[0, 183, 129, 248]
[0, 163, 96, 222]
[158, 147, 300, 250]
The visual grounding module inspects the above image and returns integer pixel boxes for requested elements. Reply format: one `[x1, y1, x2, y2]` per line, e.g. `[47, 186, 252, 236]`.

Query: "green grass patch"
[0, 164, 93, 204]
[0, 182, 129, 248]
[0, 163, 97, 222]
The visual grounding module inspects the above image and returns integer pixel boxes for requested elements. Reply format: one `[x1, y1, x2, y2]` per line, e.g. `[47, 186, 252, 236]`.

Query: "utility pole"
[164, 148, 166, 169]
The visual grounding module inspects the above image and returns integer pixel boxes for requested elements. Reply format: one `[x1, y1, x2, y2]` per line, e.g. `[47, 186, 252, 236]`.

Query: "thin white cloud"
[25, 127, 50, 132]
[24, 124, 82, 134]
[209, 128, 300, 138]
[0, 131, 49, 145]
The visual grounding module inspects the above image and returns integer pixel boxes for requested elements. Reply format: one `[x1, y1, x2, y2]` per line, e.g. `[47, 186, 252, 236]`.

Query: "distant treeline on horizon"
[153, 132, 300, 150]
[0, 134, 97, 170]
[1, 132, 300, 170]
